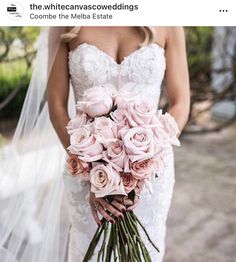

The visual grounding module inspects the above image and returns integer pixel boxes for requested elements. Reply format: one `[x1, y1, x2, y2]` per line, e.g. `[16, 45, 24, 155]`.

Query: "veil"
[0, 27, 75, 262]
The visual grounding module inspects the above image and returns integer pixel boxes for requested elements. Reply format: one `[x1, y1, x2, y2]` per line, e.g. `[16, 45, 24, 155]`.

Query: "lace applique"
[63, 168, 91, 225]
[68, 43, 166, 104]
[119, 44, 166, 85]
[69, 44, 119, 101]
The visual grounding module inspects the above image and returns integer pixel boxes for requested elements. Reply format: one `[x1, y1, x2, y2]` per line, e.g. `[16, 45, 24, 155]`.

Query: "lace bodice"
[68, 42, 166, 104]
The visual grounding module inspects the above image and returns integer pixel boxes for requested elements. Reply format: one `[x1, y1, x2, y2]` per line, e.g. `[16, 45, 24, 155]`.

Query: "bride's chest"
[68, 42, 166, 87]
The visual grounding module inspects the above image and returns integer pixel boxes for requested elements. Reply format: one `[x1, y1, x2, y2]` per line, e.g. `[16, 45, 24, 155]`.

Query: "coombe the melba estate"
[29, 12, 113, 20]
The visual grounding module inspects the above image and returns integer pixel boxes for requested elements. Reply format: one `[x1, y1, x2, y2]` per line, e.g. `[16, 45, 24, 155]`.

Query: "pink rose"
[150, 110, 163, 128]
[110, 109, 129, 131]
[134, 179, 145, 196]
[152, 125, 170, 148]
[115, 88, 140, 110]
[102, 140, 129, 172]
[131, 158, 155, 180]
[159, 113, 180, 146]
[76, 84, 116, 118]
[124, 100, 157, 127]
[93, 117, 118, 146]
[153, 154, 165, 173]
[67, 126, 103, 162]
[67, 154, 90, 180]
[90, 164, 127, 198]
[121, 172, 138, 194]
[149, 111, 170, 148]
[120, 127, 155, 162]
[66, 113, 90, 134]
[150, 111, 180, 147]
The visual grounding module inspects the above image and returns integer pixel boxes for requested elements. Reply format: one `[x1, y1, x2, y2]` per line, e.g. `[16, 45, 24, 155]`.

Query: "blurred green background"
[0, 27, 39, 119]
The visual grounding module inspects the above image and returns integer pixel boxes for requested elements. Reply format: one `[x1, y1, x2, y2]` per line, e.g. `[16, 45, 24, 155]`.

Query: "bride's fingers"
[90, 193, 116, 223]
[97, 204, 115, 223]
[98, 198, 124, 220]
[89, 199, 102, 226]
[113, 195, 133, 206]
[126, 195, 140, 211]
[90, 203, 102, 226]
[123, 198, 133, 206]
[113, 195, 122, 202]
[111, 199, 126, 212]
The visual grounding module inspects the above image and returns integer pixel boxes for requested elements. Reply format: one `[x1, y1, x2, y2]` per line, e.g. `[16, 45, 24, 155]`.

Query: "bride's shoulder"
[153, 26, 184, 38]
[152, 26, 168, 49]
[164, 27, 185, 41]
[154, 27, 185, 49]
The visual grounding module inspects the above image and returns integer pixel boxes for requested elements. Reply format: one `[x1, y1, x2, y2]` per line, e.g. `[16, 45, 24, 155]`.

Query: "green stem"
[121, 217, 141, 262]
[117, 220, 128, 261]
[120, 219, 136, 261]
[97, 221, 109, 262]
[112, 222, 117, 261]
[105, 220, 114, 262]
[102, 221, 109, 261]
[115, 221, 122, 261]
[138, 239, 151, 262]
[127, 212, 152, 261]
[135, 236, 142, 260]
[134, 214, 160, 253]
[124, 213, 142, 262]
[125, 212, 139, 235]
[83, 222, 105, 262]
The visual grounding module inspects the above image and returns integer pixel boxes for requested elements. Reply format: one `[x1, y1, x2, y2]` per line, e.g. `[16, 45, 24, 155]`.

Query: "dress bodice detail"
[68, 42, 166, 105]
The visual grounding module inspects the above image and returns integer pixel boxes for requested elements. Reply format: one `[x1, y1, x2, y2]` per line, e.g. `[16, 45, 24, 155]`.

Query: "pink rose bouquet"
[66, 84, 180, 261]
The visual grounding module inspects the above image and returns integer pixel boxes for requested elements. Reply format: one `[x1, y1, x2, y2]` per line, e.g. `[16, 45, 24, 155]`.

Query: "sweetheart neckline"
[69, 42, 165, 66]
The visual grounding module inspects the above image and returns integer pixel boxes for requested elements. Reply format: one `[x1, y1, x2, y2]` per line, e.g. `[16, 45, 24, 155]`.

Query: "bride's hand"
[89, 192, 126, 225]
[125, 179, 145, 211]
[113, 195, 139, 212]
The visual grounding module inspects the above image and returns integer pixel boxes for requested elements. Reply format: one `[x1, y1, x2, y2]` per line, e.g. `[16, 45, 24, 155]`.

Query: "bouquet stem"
[83, 211, 159, 262]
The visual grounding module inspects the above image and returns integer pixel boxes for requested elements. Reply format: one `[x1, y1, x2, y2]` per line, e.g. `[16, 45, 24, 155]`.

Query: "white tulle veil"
[0, 27, 75, 262]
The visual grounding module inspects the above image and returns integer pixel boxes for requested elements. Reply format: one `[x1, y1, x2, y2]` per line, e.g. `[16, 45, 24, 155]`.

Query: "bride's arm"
[164, 27, 190, 134]
[46, 39, 127, 224]
[46, 40, 70, 152]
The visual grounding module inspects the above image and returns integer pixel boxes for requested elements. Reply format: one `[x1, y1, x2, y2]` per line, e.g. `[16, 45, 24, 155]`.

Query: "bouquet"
[66, 83, 180, 261]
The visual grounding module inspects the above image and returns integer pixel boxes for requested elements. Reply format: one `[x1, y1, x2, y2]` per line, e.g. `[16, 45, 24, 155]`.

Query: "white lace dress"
[63, 42, 175, 262]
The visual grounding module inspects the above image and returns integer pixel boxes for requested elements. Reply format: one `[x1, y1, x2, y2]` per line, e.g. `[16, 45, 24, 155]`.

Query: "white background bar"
[0, 0, 235, 26]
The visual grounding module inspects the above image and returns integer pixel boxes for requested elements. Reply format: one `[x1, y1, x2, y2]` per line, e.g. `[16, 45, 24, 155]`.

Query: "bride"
[0, 26, 190, 262]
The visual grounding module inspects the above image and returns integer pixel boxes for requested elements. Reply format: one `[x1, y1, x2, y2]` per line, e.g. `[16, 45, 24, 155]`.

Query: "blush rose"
[90, 164, 127, 198]
[121, 172, 138, 193]
[93, 117, 118, 146]
[124, 100, 157, 127]
[120, 127, 155, 162]
[131, 158, 155, 180]
[67, 126, 103, 162]
[76, 84, 116, 118]
[67, 154, 90, 180]
[66, 113, 89, 135]
[102, 140, 129, 172]
[159, 113, 181, 146]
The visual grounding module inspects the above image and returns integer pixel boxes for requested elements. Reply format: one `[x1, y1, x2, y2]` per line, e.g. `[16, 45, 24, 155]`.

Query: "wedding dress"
[63, 42, 175, 261]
